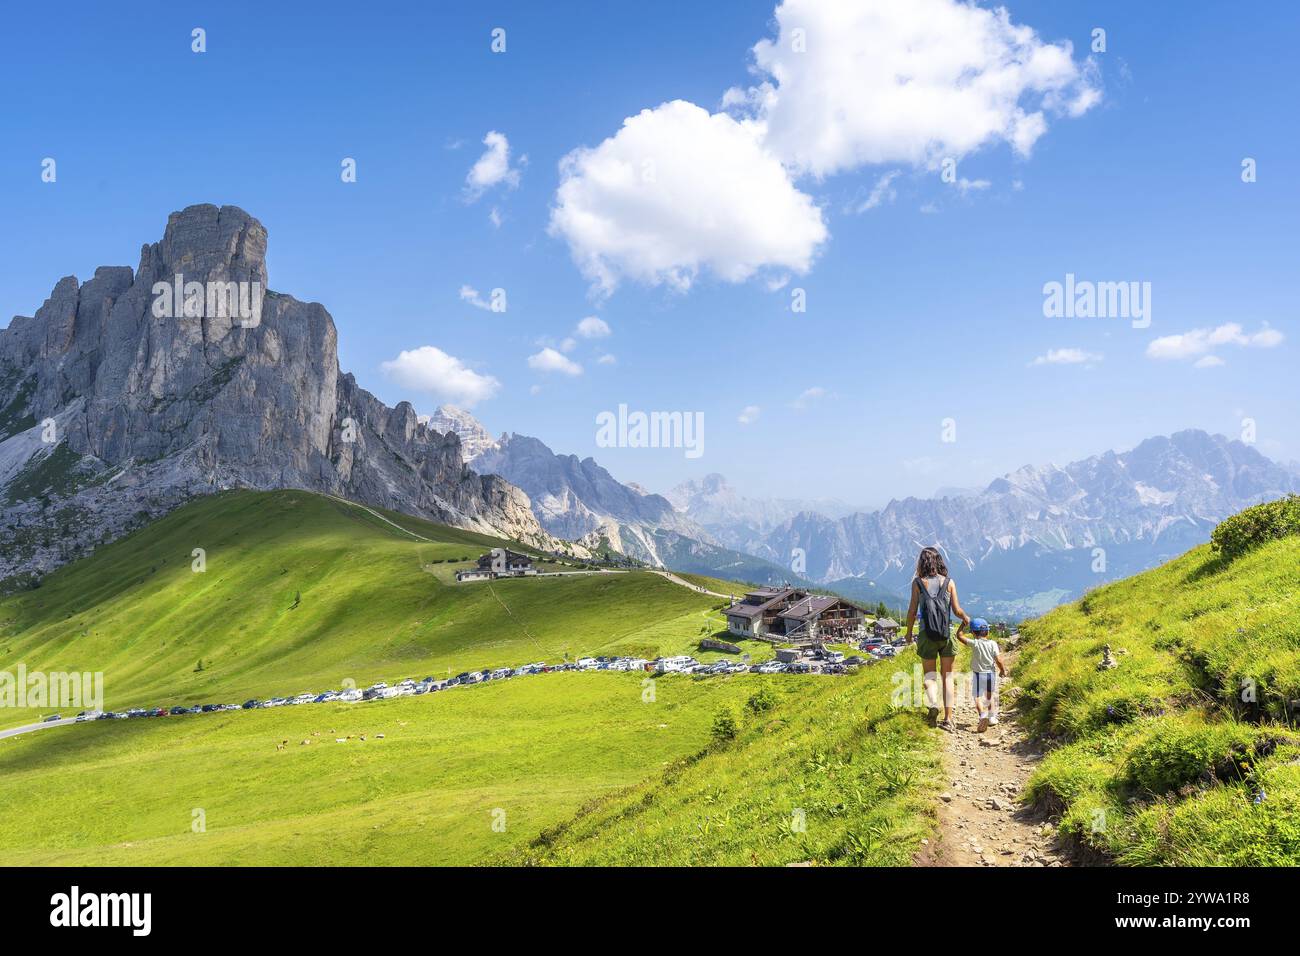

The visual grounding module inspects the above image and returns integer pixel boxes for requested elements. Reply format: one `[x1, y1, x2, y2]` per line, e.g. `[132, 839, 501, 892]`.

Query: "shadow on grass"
[0, 716, 162, 774]
[1183, 552, 1233, 585]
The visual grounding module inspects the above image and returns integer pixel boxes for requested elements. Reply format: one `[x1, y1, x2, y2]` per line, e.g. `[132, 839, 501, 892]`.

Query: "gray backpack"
[918, 576, 951, 637]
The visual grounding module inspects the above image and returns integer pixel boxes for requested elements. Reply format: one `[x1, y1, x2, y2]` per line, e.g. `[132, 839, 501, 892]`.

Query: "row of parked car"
[50, 646, 876, 725]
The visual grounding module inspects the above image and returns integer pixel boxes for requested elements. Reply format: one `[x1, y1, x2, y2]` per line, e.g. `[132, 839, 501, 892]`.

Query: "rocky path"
[917, 655, 1071, 868]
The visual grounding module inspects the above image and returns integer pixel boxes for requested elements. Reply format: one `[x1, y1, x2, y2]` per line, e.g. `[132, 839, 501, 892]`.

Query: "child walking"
[956, 618, 1007, 732]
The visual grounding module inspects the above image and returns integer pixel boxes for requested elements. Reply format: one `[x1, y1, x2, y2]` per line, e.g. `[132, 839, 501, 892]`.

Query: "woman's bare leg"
[940, 656, 956, 723]
[922, 657, 939, 724]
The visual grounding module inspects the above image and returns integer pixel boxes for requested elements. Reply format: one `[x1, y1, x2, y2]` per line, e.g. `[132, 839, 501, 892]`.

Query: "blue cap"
[970, 618, 990, 634]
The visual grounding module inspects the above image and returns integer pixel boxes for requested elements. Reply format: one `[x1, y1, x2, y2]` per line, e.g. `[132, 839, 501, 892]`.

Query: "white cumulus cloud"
[738, 405, 761, 425]
[576, 316, 612, 338]
[465, 130, 524, 200]
[549, 0, 1098, 297]
[549, 100, 828, 295]
[730, 0, 1101, 177]
[1146, 323, 1284, 362]
[527, 347, 583, 376]
[381, 346, 501, 408]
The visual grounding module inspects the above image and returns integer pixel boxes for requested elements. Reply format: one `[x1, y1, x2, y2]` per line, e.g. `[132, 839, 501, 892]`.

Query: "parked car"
[96, 712, 116, 721]
[169, 706, 188, 715]
[42, 714, 62, 722]
[242, 699, 260, 709]
[201, 703, 222, 712]
[153, 707, 169, 717]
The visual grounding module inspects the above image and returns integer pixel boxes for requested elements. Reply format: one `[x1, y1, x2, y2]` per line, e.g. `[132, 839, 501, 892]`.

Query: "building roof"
[778, 595, 839, 621]
[875, 617, 900, 628]
[725, 587, 801, 620]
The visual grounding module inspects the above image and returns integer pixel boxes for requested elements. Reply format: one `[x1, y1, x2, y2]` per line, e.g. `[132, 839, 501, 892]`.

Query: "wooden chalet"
[723, 587, 866, 644]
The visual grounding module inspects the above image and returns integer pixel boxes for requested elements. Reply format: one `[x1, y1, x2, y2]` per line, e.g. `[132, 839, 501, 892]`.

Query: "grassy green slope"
[0, 672, 766, 865]
[0, 490, 770, 726]
[506, 664, 942, 866]
[0, 488, 943, 867]
[1017, 534, 1300, 865]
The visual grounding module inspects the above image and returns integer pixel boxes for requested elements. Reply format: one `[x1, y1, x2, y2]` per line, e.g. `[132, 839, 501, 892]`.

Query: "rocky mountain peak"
[428, 405, 500, 462]
[0, 205, 566, 582]
[156, 203, 268, 287]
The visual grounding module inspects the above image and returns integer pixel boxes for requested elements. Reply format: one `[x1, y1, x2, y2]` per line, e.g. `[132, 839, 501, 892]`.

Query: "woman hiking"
[904, 546, 970, 732]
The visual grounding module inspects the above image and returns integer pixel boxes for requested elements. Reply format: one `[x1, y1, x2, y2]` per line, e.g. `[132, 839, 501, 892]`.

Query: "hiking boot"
[988, 715, 999, 726]
[927, 706, 940, 727]
[938, 718, 955, 733]
[977, 715, 989, 733]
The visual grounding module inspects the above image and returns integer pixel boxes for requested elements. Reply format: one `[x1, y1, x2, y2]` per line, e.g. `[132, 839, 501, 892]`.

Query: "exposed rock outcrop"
[0, 204, 565, 582]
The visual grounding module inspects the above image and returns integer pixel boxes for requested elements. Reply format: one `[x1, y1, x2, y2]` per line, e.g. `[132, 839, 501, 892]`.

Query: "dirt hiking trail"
[915, 647, 1074, 867]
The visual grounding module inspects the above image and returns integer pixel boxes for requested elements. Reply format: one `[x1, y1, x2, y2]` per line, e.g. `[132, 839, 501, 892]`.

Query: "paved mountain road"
[0, 717, 79, 740]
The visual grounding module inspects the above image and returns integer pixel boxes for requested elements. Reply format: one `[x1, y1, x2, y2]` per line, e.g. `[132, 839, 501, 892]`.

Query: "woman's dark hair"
[915, 546, 948, 579]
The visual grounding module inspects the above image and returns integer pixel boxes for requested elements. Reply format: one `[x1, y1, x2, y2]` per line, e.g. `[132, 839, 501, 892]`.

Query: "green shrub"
[745, 686, 776, 715]
[1211, 495, 1300, 560]
[710, 705, 740, 743]
[1122, 719, 1263, 796]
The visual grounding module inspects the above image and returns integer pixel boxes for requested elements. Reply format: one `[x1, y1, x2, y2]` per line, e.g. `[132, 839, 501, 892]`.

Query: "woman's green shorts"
[915, 631, 958, 660]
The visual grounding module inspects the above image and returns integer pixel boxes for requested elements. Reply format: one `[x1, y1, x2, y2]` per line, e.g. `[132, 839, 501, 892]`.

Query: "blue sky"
[2, 1, 1296, 505]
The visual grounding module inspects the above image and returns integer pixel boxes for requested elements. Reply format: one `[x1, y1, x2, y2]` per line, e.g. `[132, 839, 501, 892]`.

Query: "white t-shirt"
[968, 637, 1000, 674]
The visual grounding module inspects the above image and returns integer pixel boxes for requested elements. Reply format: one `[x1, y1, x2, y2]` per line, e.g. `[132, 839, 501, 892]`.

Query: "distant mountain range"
[664, 473, 861, 553]
[409, 409, 1300, 620]
[739, 430, 1300, 617]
